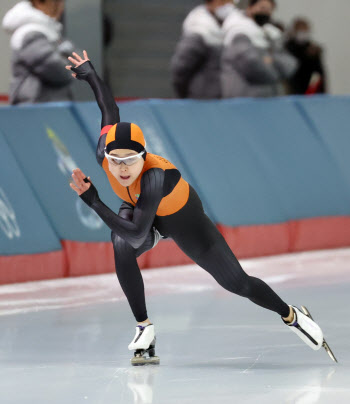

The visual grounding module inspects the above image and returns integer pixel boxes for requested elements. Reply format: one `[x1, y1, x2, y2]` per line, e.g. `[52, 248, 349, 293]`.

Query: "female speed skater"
[66, 51, 334, 366]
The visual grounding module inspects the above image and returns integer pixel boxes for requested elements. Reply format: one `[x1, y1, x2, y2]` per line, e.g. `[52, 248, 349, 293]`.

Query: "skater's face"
[107, 149, 145, 187]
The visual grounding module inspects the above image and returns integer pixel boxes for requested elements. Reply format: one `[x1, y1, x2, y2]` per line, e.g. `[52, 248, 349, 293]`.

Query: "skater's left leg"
[178, 229, 325, 351]
[193, 237, 290, 318]
[165, 212, 288, 317]
[158, 187, 325, 352]
[282, 306, 294, 322]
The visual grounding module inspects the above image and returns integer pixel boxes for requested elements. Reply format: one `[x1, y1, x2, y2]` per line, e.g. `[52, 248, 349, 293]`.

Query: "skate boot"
[282, 305, 323, 350]
[128, 324, 160, 366]
[300, 306, 338, 363]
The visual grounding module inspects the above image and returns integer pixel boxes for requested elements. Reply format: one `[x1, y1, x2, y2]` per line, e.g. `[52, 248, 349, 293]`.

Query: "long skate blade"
[322, 340, 338, 363]
[131, 356, 160, 366]
[300, 305, 314, 321]
[301, 306, 338, 363]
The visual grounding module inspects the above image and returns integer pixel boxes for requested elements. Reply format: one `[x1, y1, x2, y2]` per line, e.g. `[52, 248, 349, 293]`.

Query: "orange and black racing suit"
[73, 61, 290, 322]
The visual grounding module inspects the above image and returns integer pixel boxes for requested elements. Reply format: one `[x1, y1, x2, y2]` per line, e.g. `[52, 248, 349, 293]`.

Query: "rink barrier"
[0, 251, 66, 284]
[218, 216, 350, 258]
[295, 96, 350, 200]
[0, 128, 66, 283]
[0, 96, 350, 284]
[0, 103, 124, 280]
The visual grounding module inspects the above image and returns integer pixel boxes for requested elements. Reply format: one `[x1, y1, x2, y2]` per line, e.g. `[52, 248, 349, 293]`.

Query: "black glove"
[71, 61, 96, 81]
[79, 178, 100, 207]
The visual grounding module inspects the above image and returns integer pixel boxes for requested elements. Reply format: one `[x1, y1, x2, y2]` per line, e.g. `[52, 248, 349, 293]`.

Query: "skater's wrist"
[79, 180, 100, 207]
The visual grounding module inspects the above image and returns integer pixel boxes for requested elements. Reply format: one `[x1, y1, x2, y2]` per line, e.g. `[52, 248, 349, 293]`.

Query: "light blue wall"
[1, 95, 349, 256]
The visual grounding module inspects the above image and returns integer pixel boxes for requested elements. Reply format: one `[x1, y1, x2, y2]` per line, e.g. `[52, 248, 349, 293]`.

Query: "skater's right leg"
[112, 231, 150, 322]
[112, 202, 157, 323]
[112, 202, 161, 364]
[112, 231, 159, 364]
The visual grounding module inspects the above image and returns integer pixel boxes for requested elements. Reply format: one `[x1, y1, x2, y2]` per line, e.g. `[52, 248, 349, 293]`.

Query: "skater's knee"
[111, 230, 126, 247]
[111, 230, 122, 247]
[224, 274, 253, 297]
[236, 278, 253, 297]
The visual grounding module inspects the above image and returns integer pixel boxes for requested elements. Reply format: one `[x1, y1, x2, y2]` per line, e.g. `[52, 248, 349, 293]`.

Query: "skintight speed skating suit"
[73, 61, 291, 323]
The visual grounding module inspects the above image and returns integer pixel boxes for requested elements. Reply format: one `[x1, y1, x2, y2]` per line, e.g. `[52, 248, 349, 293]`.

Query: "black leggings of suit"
[112, 187, 290, 322]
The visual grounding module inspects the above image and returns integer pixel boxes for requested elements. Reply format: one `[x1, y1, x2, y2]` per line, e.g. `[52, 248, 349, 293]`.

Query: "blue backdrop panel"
[71, 102, 101, 147]
[151, 98, 349, 226]
[150, 99, 284, 226]
[0, 103, 121, 242]
[220, 98, 350, 219]
[296, 96, 350, 203]
[73, 101, 214, 217]
[0, 129, 61, 255]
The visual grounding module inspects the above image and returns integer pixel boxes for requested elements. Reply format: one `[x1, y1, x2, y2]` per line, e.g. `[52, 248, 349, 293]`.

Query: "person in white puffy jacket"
[221, 0, 297, 98]
[170, 0, 237, 99]
[2, 0, 75, 104]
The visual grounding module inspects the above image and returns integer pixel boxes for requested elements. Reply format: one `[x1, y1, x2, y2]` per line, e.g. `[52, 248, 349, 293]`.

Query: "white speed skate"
[283, 305, 338, 362]
[128, 324, 160, 366]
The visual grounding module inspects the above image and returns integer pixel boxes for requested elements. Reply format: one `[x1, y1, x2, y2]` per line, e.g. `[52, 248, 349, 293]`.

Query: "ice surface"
[0, 248, 349, 403]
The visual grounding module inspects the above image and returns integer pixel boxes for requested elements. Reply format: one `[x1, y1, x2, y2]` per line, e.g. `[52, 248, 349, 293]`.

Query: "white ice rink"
[1, 248, 349, 404]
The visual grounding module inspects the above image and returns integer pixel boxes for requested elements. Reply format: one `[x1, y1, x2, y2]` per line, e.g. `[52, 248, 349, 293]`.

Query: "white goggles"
[104, 149, 145, 166]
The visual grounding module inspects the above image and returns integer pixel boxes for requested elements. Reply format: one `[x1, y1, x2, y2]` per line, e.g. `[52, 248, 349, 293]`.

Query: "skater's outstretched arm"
[66, 51, 120, 128]
[70, 168, 164, 249]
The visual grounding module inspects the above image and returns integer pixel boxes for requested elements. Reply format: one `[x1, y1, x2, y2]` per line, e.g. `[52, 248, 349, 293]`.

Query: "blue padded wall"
[0, 104, 120, 242]
[151, 97, 350, 225]
[296, 96, 350, 203]
[1, 95, 349, 246]
[0, 129, 61, 255]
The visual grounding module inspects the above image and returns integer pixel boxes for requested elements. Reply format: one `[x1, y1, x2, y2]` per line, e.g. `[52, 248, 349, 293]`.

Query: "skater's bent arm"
[86, 69, 120, 128]
[66, 51, 120, 128]
[89, 169, 164, 248]
[74, 168, 165, 249]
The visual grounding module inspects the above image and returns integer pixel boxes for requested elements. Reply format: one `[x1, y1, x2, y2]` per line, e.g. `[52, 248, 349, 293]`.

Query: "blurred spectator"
[221, 0, 297, 98]
[170, 0, 236, 99]
[2, 0, 75, 104]
[271, 20, 285, 33]
[285, 18, 327, 95]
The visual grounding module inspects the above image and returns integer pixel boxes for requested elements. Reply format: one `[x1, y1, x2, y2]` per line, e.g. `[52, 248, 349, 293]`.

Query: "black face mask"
[253, 13, 271, 26]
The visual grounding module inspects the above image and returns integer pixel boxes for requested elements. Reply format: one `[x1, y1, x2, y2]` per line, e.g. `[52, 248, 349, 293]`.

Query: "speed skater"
[67, 51, 336, 366]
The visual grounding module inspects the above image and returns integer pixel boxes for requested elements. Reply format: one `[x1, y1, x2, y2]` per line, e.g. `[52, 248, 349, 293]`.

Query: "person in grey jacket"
[2, 0, 75, 104]
[170, 0, 236, 99]
[221, 0, 297, 98]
